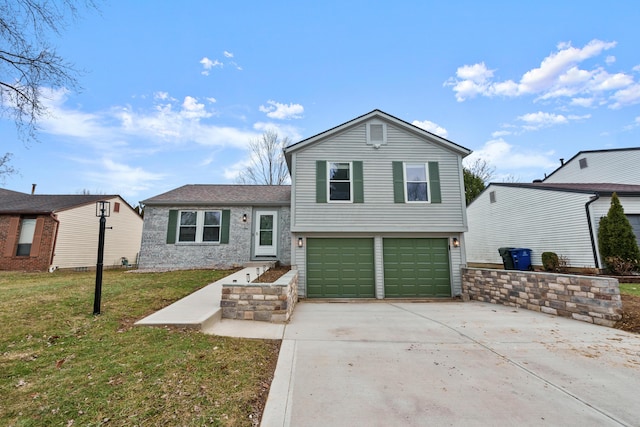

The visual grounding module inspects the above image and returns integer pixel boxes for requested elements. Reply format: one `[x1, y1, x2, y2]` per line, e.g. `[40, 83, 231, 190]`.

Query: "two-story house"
[138, 110, 472, 298]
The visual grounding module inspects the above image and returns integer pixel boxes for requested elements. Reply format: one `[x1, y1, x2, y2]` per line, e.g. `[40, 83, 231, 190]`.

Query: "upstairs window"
[328, 162, 352, 202]
[405, 163, 430, 202]
[393, 161, 441, 204]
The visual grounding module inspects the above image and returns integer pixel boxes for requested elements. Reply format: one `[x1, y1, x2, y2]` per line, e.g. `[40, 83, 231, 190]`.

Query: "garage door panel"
[307, 238, 375, 298]
[383, 238, 451, 298]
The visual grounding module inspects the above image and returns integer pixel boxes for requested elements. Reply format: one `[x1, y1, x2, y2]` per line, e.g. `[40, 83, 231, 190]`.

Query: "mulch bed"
[616, 293, 640, 334]
[253, 265, 291, 283]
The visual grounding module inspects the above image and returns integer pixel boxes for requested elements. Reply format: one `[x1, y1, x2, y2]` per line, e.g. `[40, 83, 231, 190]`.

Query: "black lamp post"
[94, 201, 110, 315]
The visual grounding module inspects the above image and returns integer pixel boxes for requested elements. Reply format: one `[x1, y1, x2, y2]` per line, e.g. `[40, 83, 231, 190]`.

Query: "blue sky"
[2, 0, 640, 206]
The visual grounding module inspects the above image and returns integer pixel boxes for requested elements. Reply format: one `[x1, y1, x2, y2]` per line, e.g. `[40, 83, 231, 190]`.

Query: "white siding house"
[285, 110, 471, 298]
[544, 147, 640, 185]
[465, 182, 640, 270]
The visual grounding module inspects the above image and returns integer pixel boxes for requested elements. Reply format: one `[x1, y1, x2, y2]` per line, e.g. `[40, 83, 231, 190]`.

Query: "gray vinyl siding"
[545, 151, 640, 185]
[290, 123, 466, 232]
[465, 186, 596, 268]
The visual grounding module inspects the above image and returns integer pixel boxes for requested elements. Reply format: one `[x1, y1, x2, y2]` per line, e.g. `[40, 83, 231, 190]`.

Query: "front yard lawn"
[0, 269, 280, 426]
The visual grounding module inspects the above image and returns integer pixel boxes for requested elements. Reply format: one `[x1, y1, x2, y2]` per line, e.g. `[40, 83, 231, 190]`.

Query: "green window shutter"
[220, 210, 231, 244]
[353, 161, 364, 203]
[316, 160, 327, 203]
[166, 210, 178, 244]
[392, 161, 405, 203]
[429, 162, 442, 204]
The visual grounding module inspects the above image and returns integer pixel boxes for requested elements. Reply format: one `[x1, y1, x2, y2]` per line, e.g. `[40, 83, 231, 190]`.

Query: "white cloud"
[258, 100, 304, 120]
[253, 121, 303, 142]
[411, 120, 448, 138]
[606, 55, 616, 64]
[610, 83, 640, 108]
[206, 97, 217, 103]
[570, 97, 594, 107]
[466, 138, 557, 172]
[223, 51, 234, 58]
[445, 39, 635, 109]
[84, 158, 166, 197]
[200, 57, 223, 75]
[491, 130, 512, 137]
[517, 111, 590, 131]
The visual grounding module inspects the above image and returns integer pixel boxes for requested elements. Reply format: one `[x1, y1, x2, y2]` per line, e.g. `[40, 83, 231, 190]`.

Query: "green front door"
[307, 238, 375, 298]
[383, 238, 451, 297]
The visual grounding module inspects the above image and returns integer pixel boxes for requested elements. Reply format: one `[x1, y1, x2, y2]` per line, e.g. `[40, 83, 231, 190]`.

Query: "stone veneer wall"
[221, 270, 298, 323]
[461, 268, 623, 327]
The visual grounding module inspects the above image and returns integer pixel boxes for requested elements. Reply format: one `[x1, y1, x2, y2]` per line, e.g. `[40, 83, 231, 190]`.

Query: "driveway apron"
[261, 301, 640, 427]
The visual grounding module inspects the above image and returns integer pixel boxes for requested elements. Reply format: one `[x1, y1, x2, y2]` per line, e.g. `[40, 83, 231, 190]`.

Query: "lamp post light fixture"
[93, 201, 111, 315]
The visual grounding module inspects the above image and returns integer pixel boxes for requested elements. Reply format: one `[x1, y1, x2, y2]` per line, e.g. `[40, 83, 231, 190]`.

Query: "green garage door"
[383, 238, 451, 298]
[307, 238, 375, 298]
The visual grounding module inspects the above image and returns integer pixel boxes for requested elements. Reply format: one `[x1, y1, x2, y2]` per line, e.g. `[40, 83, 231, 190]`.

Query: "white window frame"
[327, 161, 353, 203]
[404, 163, 431, 203]
[177, 210, 222, 244]
[16, 218, 36, 256]
[366, 120, 387, 146]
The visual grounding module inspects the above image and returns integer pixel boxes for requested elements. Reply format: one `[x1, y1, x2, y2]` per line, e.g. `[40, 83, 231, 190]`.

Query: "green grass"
[0, 269, 280, 426]
[620, 283, 640, 297]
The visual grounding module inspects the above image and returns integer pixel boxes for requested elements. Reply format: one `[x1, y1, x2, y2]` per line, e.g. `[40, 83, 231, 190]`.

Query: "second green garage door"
[307, 238, 375, 298]
[383, 238, 451, 298]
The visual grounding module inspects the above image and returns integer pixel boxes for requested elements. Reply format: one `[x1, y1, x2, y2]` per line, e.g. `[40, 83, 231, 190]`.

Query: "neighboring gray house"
[138, 185, 291, 269]
[284, 110, 471, 298]
[139, 110, 472, 298]
[465, 182, 640, 271]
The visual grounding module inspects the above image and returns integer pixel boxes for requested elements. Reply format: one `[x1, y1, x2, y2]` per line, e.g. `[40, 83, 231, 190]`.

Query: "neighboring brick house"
[138, 185, 291, 270]
[0, 189, 143, 271]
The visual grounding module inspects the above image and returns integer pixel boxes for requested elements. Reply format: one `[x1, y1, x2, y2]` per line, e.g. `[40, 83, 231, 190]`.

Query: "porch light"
[298, 237, 304, 248]
[242, 213, 247, 222]
[452, 237, 460, 248]
[93, 201, 111, 315]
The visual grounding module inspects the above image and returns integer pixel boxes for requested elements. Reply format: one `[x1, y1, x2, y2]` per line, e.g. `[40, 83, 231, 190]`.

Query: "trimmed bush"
[598, 193, 640, 274]
[542, 252, 559, 271]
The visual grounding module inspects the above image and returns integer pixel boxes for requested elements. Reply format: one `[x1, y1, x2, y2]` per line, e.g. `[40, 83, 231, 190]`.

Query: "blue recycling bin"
[509, 248, 532, 271]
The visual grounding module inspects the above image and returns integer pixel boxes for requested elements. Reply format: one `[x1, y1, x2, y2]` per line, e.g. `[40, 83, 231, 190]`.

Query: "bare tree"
[464, 158, 495, 184]
[0, 153, 16, 183]
[237, 130, 291, 185]
[0, 0, 97, 178]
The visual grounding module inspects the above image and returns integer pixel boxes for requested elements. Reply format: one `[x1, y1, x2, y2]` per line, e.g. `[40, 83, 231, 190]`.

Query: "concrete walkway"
[261, 301, 640, 427]
[135, 266, 284, 339]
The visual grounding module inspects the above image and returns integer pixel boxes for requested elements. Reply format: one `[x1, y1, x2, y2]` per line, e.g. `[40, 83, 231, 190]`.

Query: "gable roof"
[142, 184, 291, 206]
[0, 192, 121, 214]
[543, 147, 640, 181]
[487, 182, 640, 196]
[284, 109, 471, 169]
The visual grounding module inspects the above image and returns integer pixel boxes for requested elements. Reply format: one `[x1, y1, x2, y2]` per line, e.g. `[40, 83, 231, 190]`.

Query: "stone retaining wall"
[461, 268, 623, 327]
[220, 270, 298, 323]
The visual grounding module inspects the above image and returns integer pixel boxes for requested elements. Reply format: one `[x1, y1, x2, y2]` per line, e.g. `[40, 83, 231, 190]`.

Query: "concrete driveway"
[261, 301, 640, 427]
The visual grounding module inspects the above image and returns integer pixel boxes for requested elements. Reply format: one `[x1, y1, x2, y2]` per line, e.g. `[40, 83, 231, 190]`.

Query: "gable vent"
[367, 121, 387, 145]
[579, 158, 588, 169]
